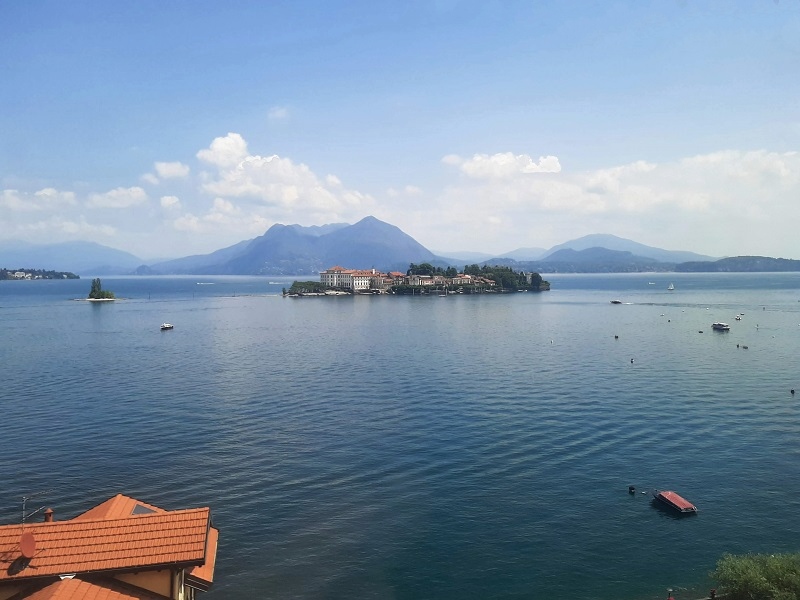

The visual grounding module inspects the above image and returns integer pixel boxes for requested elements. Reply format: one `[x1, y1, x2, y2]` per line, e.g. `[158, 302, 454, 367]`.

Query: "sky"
[2, 1, 800, 261]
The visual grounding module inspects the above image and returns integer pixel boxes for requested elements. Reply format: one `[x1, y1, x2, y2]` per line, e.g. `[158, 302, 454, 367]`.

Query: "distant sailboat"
[667, 283, 675, 291]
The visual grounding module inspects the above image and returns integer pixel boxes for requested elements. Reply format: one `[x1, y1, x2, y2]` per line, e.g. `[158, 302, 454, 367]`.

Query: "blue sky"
[2, 1, 799, 260]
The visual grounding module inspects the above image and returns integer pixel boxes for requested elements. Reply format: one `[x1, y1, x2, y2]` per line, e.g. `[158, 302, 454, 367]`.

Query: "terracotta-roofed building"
[320, 266, 386, 291]
[0, 495, 218, 600]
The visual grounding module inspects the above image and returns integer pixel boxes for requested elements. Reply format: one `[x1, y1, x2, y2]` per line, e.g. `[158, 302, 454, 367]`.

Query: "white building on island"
[320, 266, 385, 291]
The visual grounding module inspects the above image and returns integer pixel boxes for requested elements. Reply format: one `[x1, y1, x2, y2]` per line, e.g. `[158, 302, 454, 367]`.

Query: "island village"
[287, 264, 550, 296]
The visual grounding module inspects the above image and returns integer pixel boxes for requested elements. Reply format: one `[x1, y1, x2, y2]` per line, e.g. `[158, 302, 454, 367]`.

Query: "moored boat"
[653, 490, 697, 514]
[712, 322, 730, 331]
[160, 323, 174, 330]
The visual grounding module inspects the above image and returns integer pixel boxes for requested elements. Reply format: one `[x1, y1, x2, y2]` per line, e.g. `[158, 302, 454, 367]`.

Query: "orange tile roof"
[186, 526, 218, 590]
[21, 577, 164, 600]
[73, 495, 164, 521]
[0, 508, 210, 581]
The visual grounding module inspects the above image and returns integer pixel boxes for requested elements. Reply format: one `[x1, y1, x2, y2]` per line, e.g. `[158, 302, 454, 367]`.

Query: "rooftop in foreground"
[0, 493, 218, 600]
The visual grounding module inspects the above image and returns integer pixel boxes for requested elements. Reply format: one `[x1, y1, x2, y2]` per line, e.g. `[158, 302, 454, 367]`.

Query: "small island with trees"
[87, 278, 115, 301]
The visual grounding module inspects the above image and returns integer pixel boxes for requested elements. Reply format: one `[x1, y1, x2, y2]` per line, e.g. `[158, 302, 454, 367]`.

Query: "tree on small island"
[88, 278, 115, 299]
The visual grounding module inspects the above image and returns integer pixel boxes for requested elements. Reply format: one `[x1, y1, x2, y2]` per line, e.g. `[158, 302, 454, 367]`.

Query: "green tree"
[464, 264, 481, 276]
[712, 552, 800, 600]
[407, 263, 436, 276]
[88, 278, 115, 299]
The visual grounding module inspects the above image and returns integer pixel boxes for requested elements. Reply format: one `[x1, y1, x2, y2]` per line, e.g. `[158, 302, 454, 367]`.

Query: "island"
[286, 263, 550, 296]
[0, 268, 79, 280]
[87, 278, 115, 301]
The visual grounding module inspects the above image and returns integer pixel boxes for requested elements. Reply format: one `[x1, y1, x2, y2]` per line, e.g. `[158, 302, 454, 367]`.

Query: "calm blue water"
[3, 273, 800, 600]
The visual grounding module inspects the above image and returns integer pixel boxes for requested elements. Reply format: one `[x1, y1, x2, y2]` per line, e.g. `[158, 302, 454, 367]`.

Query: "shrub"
[712, 552, 800, 600]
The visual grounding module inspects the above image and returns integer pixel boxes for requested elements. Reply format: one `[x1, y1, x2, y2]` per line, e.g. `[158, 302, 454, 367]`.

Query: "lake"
[2, 272, 800, 599]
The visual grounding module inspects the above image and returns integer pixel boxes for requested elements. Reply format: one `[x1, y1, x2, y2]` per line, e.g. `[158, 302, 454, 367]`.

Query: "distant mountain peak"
[542, 234, 716, 264]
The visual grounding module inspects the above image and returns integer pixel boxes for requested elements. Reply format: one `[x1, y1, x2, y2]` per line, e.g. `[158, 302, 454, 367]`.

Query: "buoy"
[792, 389, 795, 395]
[614, 335, 619, 339]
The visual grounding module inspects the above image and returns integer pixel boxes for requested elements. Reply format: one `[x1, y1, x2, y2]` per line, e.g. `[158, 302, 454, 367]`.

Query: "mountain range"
[3, 215, 782, 277]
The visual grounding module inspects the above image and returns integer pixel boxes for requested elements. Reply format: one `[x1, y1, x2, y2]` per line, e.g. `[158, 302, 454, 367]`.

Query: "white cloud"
[387, 185, 423, 198]
[171, 213, 204, 233]
[211, 197, 238, 215]
[197, 133, 373, 219]
[417, 148, 800, 256]
[87, 186, 148, 209]
[35, 188, 78, 206]
[196, 133, 249, 168]
[2, 188, 77, 211]
[1, 189, 26, 211]
[160, 195, 182, 210]
[155, 161, 190, 179]
[171, 198, 258, 235]
[19, 215, 116, 237]
[141, 173, 160, 185]
[444, 152, 562, 179]
[6, 140, 800, 260]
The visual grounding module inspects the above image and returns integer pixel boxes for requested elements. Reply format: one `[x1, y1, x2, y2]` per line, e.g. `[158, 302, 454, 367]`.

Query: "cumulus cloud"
[155, 161, 190, 179]
[196, 133, 373, 218]
[141, 173, 160, 185]
[444, 152, 562, 179]
[1, 188, 77, 212]
[160, 195, 182, 210]
[171, 197, 256, 235]
[35, 188, 78, 206]
[87, 186, 148, 209]
[197, 133, 249, 168]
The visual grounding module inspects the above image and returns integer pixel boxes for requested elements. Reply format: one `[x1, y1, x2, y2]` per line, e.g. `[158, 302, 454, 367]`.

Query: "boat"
[610, 300, 622, 304]
[160, 323, 174, 331]
[667, 283, 674, 291]
[712, 322, 730, 331]
[652, 490, 697, 514]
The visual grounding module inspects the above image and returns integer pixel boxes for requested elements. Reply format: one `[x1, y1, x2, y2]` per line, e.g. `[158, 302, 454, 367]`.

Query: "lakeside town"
[0, 268, 79, 280]
[286, 263, 551, 296]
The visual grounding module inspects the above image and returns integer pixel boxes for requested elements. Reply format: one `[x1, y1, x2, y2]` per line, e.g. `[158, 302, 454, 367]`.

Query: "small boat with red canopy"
[653, 490, 697, 514]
